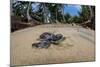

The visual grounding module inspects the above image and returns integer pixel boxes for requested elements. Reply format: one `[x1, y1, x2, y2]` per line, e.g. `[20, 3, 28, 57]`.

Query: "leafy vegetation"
[11, 1, 95, 31]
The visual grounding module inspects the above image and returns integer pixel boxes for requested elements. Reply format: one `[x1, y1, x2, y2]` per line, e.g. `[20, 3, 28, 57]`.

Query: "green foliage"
[64, 13, 71, 23]
[72, 16, 82, 23]
[78, 6, 90, 22]
[12, 1, 29, 19]
[12, 1, 94, 27]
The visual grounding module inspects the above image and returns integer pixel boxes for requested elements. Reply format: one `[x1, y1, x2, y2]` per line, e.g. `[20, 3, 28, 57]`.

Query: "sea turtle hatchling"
[32, 32, 66, 48]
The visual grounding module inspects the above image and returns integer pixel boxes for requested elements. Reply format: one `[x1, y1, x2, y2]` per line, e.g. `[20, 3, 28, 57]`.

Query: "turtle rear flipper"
[32, 43, 40, 48]
[52, 37, 66, 45]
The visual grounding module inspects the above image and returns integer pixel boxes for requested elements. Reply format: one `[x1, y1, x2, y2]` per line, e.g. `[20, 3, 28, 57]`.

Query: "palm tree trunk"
[43, 3, 47, 23]
[56, 6, 58, 23]
[88, 6, 95, 29]
[27, 2, 32, 22]
[62, 5, 65, 22]
[62, 5, 66, 23]
[88, 6, 93, 20]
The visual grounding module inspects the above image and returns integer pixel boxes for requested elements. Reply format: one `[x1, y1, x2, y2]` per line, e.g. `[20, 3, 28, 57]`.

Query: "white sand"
[10, 24, 95, 66]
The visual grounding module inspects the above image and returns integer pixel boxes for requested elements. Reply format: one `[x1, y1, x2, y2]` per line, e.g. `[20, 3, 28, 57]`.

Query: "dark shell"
[39, 32, 55, 41]
[32, 32, 65, 48]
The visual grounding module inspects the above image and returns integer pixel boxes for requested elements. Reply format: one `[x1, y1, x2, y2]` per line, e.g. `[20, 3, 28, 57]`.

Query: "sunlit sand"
[11, 24, 95, 66]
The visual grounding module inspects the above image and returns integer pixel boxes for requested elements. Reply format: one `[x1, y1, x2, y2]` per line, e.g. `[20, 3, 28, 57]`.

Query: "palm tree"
[62, 5, 66, 23]
[79, 6, 90, 22]
[43, 3, 48, 23]
[88, 6, 95, 29]
[78, 5, 95, 29]
[27, 2, 32, 22]
[37, 3, 50, 23]
[64, 13, 71, 23]
[12, 1, 33, 22]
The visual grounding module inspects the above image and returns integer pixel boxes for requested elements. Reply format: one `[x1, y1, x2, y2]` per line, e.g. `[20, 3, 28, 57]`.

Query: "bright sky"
[64, 5, 81, 16]
[32, 3, 81, 16]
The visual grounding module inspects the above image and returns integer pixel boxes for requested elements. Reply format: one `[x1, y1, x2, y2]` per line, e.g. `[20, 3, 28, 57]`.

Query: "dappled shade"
[11, 1, 95, 32]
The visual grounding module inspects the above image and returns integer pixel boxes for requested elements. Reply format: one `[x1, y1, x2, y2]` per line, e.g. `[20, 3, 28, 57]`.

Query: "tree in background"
[78, 6, 90, 22]
[47, 4, 66, 23]
[88, 6, 95, 29]
[64, 13, 71, 24]
[12, 1, 33, 22]
[78, 5, 95, 29]
[47, 3, 59, 23]
[12, 1, 95, 30]
[27, 2, 32, 22]
[61, 4, 66, 23]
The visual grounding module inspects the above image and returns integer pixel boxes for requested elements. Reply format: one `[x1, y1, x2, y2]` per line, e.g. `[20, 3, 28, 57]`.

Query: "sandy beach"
[10, 24, 95, 66]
